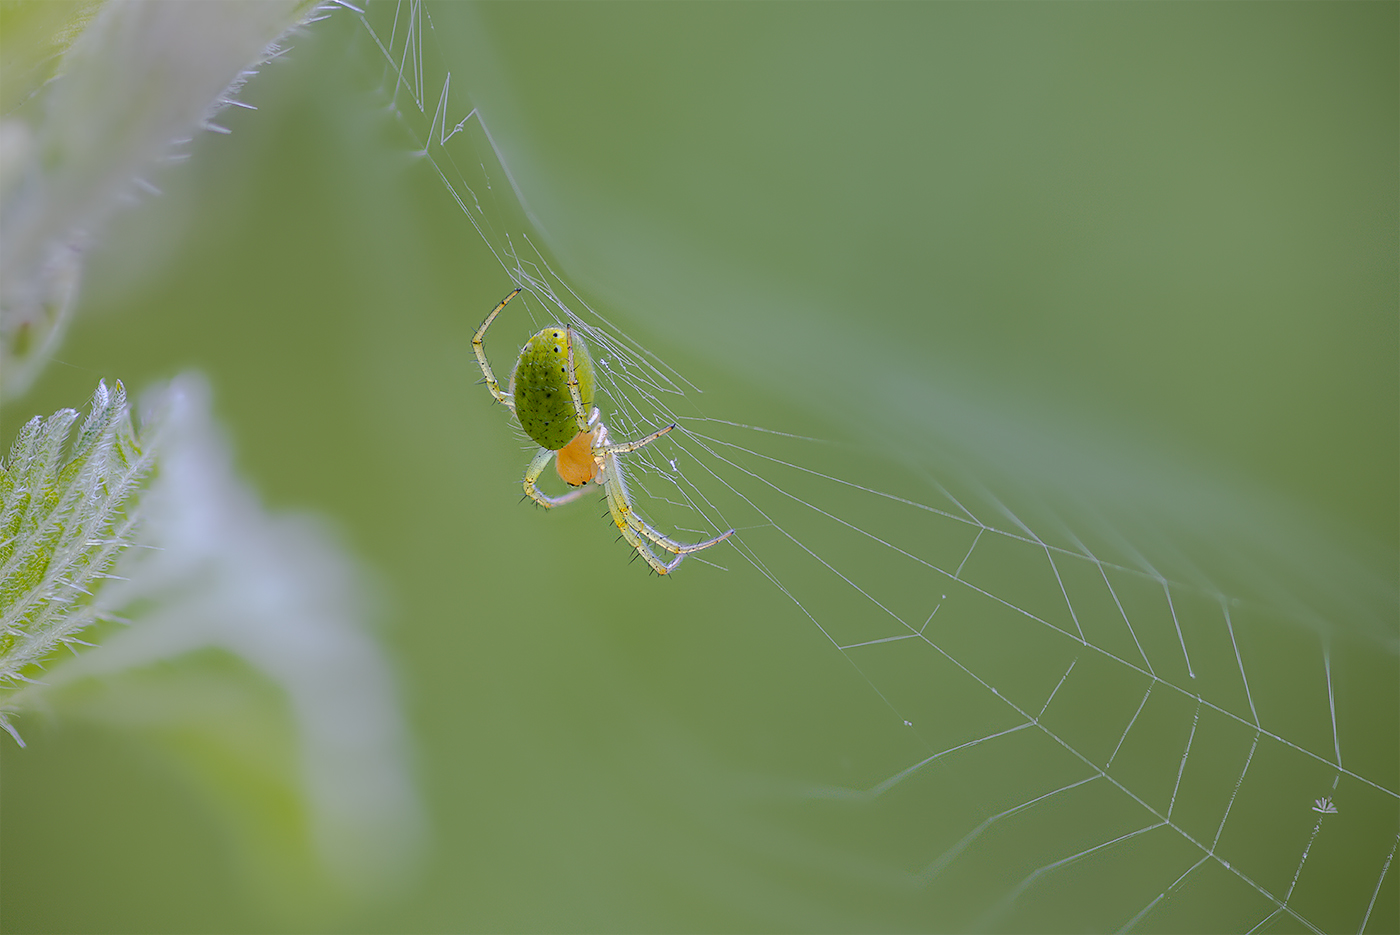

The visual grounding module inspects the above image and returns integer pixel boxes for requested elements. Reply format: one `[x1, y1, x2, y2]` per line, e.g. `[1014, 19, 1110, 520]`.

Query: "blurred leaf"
[1, 0, 323, 397]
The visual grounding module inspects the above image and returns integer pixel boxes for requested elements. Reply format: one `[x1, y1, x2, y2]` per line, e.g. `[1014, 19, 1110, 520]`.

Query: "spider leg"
[601, 422, 675, 455]
[473, 288, 521, 408]
[523, 447, 593, 508]
[641, 521, 736, 555]
[564, 326, 589, 433]
[614, 510, 683, 574]
[601, 474, 687, 573]
[598, 449, 735, 575]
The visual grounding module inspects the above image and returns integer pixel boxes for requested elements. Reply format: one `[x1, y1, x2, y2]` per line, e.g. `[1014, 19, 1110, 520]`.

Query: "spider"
[471, 288, 734, 574]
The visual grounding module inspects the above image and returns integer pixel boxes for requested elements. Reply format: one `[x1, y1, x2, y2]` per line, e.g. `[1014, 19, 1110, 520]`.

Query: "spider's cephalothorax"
[472, 288, 734, 574]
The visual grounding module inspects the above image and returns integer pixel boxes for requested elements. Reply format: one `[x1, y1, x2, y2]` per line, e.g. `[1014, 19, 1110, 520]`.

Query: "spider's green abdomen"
[511, 326, 595, 451]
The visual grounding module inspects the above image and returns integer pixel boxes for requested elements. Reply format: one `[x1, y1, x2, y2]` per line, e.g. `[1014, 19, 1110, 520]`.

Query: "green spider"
[472, 288, 734, 574]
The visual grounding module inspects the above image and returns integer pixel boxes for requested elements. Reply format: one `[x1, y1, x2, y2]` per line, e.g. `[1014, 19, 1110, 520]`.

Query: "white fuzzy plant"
[0, 0, 421, 913]
[0, 380, 156, 741]
[0, 376, 423, 906]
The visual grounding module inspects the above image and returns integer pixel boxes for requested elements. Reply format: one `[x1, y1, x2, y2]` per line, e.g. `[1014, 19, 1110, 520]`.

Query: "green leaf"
[0, 380, 158, 741]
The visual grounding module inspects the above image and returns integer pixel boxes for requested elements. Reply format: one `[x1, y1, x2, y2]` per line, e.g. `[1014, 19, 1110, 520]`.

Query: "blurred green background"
[2, 3, 1396, 932]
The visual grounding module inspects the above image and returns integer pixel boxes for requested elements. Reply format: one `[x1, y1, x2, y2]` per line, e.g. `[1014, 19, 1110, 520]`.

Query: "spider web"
[353, 2, 1398, 930]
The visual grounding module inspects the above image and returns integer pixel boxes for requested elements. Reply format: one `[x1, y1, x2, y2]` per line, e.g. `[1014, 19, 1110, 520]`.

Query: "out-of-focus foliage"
[1, 2, 421, 926]
[0, 0, 318, 396]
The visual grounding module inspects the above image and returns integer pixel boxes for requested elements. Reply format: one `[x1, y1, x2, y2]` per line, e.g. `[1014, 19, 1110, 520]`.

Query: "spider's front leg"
[563, 326, 591, 434]
[522, 447, 592, 508]
[473, 288, 521, 407]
